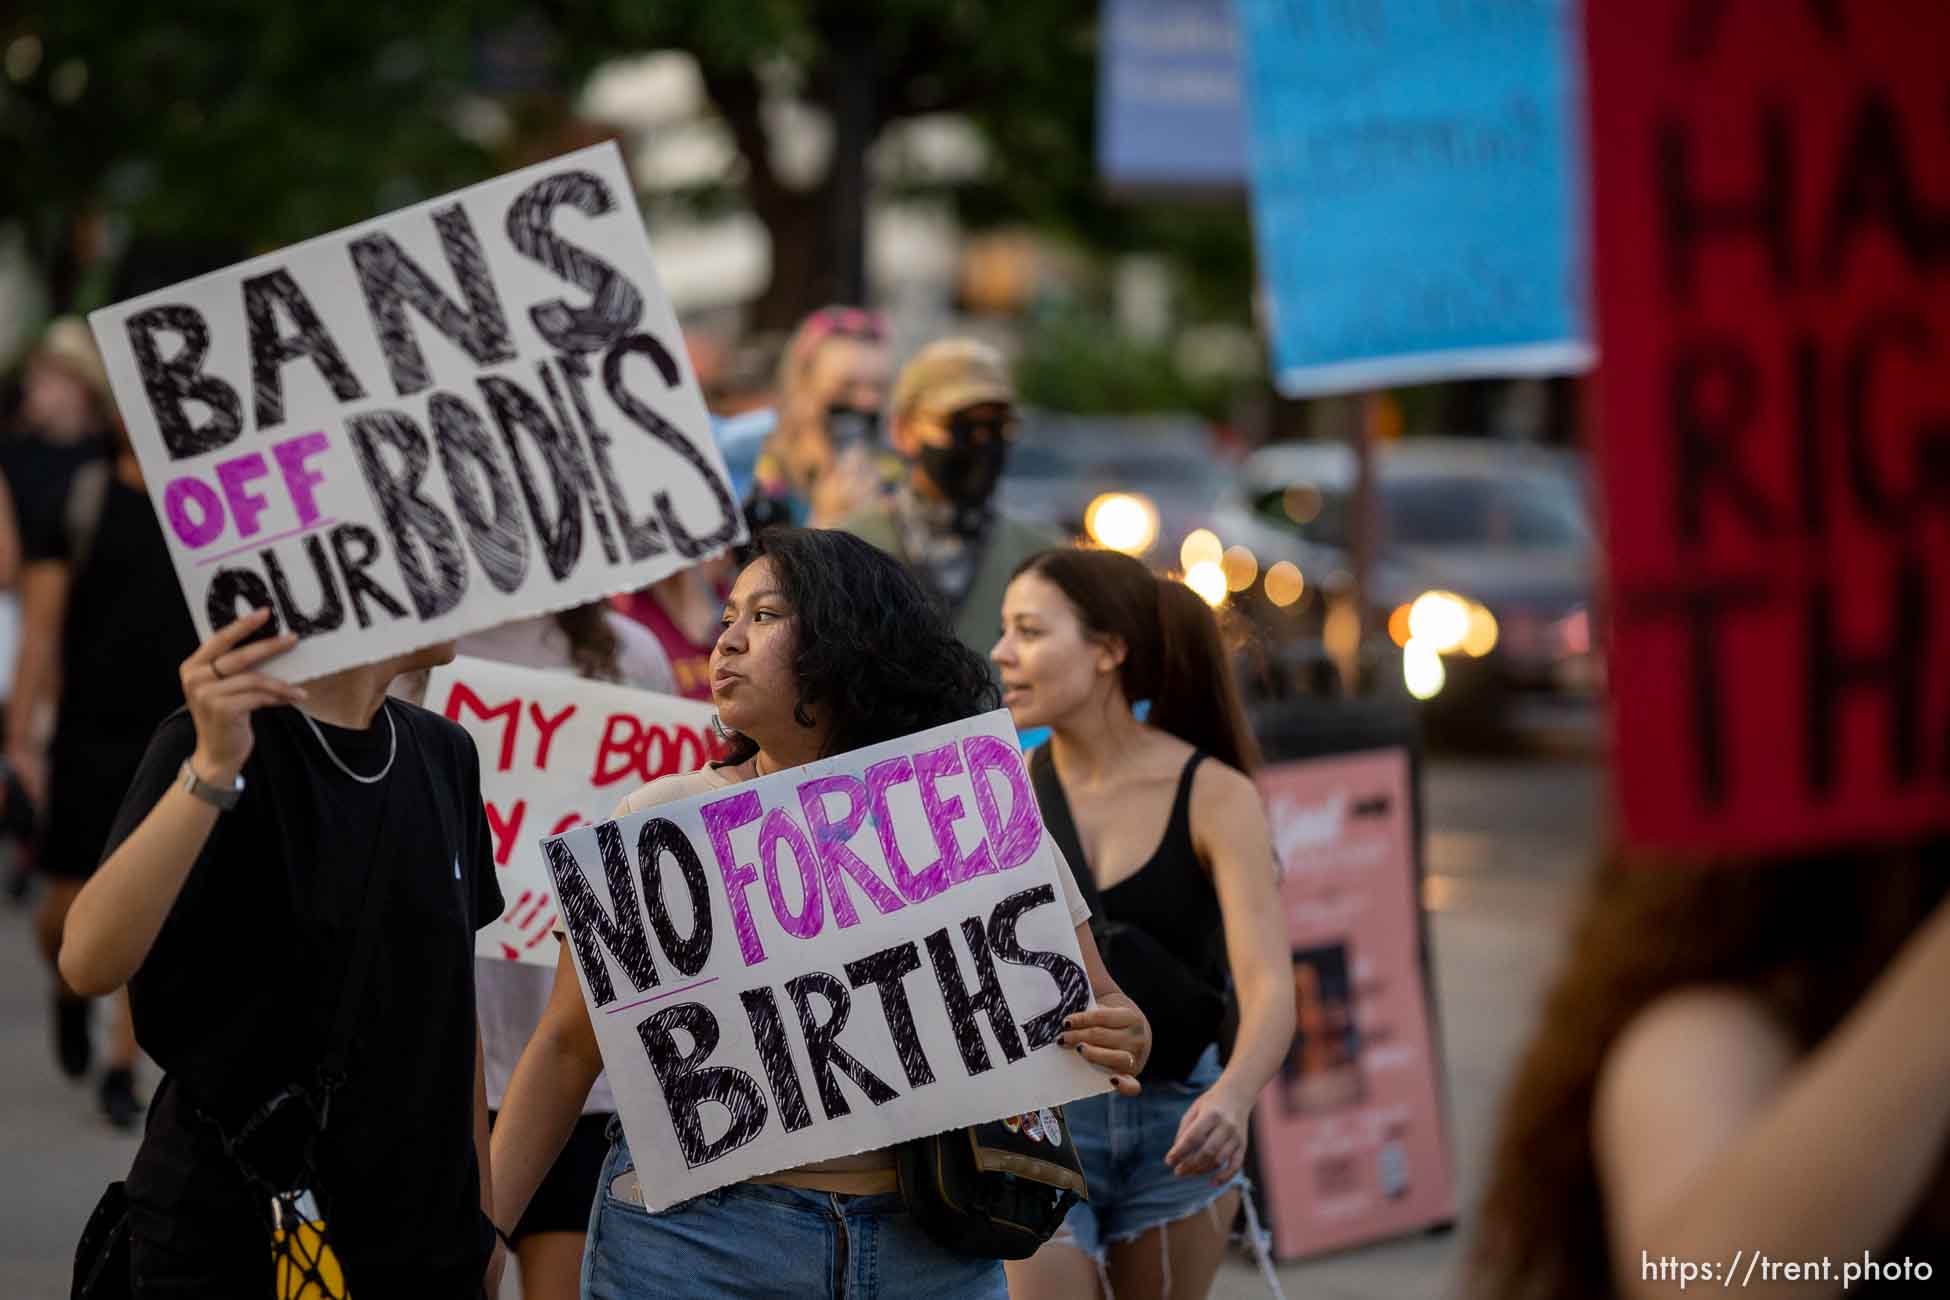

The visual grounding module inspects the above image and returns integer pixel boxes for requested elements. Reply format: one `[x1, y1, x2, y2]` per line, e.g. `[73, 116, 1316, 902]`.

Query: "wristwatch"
[179, 760, 245, 811]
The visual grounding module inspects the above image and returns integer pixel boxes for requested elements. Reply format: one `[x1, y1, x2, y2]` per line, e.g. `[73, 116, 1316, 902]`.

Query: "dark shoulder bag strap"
[1028, 745, 1103, 925]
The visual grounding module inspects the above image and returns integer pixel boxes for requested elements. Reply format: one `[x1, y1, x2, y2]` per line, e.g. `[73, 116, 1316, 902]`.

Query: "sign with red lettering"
[1588, 0, 1950, 853]
[428, 655, 725, 965]
[545, 709, 1109, 1206]
[89, 142, 743, 681]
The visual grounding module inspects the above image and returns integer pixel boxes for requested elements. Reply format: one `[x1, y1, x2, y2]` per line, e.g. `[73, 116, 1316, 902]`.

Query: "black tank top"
[1096, 752, 1224, 987]
[1040, 751, 1225, 990]
[1032, 747, 1231, 1080]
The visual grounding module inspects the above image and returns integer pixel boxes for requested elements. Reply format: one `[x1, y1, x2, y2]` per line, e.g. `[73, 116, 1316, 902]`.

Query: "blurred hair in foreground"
[1468, 838, 1950, 1300]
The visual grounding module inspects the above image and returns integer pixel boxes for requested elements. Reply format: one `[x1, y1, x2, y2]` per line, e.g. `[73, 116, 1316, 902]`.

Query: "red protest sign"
[430, 656, 726, 964]
[1588, 0, 1950, 854]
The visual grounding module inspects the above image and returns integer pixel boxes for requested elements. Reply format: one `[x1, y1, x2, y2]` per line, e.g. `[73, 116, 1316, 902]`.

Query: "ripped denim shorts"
[1055, 1044, 1247, 1259]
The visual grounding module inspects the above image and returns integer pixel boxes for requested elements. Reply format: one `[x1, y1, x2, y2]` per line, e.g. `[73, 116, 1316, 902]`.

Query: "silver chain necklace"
[299, 700, 398, 785]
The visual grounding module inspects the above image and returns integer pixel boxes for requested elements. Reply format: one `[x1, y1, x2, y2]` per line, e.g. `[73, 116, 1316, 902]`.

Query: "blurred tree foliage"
[1014, 310, 1242, 421]
[542, 0, 1252, 330]
[2, 3, 497, 309]
[3, 1, 1256, 338]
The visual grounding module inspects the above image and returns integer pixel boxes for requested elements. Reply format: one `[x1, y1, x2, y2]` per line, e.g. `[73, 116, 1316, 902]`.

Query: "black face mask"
[823, 404, 881, 453]
[917, 438, 1009, 512]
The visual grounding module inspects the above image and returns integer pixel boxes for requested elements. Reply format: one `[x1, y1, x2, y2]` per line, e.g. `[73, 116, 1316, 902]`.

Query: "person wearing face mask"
[746, 305, 895, 531]
[837, 338, 1062, 660]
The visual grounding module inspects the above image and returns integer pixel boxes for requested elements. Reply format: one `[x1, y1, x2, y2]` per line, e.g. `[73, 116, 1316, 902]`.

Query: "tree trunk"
[40, 211, 83, 317]
[825, 29, 874, 305]
[748, 183, 841, 333]
[700, 52, 879, 335]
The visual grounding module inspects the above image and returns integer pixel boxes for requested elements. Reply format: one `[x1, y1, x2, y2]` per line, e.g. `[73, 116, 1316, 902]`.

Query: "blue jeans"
[1057, 1045, 1246, 1258]
[583, 1130, 1007, 1299]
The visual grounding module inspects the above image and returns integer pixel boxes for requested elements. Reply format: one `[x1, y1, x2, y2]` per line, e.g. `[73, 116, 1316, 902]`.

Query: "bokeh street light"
[1403, 638, 1446, 700]
[1183, 560, 1227, 607]
[1407, 590, 1471, 653]
[1264, 561, 1304, 607]
[1179, 527, 1222, 573]
[1084, 492, 1160, 556]
[1221, 545, 1258, 593]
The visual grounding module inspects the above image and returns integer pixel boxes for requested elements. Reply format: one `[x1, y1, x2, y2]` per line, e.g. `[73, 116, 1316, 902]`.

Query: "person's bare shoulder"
[1192, 758, 1260, 814]
[1594, 987, 1798, 1234]
[1188, 757, 1268, 840]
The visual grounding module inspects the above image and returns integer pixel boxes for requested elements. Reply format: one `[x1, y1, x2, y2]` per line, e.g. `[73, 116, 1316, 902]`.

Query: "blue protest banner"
[1234, 0, 1592, 395]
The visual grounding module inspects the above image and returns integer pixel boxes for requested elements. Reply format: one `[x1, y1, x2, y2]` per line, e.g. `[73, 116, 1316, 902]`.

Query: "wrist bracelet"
[179, 759, 244, 811]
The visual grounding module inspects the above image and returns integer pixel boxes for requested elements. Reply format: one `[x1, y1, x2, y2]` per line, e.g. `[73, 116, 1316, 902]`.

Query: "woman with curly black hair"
[487, 529, 1151, 1299]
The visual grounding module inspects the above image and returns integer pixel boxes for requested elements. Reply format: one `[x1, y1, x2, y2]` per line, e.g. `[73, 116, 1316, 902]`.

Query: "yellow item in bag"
[272, 1190, 349, 1300]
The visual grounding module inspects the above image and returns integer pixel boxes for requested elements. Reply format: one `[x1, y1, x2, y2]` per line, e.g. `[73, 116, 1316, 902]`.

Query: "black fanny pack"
[896, 1106, 1088, 1259]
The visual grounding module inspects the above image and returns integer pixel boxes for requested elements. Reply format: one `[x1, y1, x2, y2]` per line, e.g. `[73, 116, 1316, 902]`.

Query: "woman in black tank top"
[993, 548, 1297, 1300]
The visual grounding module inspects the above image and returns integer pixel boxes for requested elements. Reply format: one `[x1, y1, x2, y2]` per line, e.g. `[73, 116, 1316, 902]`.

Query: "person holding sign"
[57, 613, 507, 1296]
[992, 547, 1296, 1300]
[1470, 844, 1950, 1300]
[460, 601, 674, 1300]
[490, 528, 1150, 1299]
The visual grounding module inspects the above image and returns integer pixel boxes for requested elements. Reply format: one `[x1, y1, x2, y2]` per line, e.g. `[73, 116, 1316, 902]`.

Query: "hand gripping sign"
[427, 656, 727, 966]
[89, 142, 743, 681]
[544, 709, 1111, 1206]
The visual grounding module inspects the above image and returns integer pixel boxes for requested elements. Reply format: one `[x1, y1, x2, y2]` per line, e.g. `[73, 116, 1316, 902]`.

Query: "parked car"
[1213, 437, 1599, 722]
[997, 411, 1229, 565]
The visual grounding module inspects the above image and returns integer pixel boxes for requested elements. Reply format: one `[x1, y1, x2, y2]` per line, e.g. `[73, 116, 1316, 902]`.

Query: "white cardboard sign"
[545, 709, 1110, 1206]
[89, 142, 743, 680]
[427, 656, 727, 966]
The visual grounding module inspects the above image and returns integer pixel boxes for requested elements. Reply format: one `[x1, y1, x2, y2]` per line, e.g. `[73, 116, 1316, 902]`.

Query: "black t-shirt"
[53, 474, 197, 739]
[2, 429, 109, 562]
[112, 701, 504, 1290]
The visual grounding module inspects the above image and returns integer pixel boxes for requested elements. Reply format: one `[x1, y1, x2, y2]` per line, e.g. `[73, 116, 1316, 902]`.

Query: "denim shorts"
[1057, 1044, 1246, 1258]
[583, 1128, 1007, 1300]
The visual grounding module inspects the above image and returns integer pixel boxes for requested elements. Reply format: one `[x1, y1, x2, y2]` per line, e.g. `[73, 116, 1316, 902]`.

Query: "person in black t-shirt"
[4, 319, 191, 1127]
[1, 324, 108, 903]
[3, 318, 115, 785]
[0, 319, 112, 597]
[61, 609, 509, 1298]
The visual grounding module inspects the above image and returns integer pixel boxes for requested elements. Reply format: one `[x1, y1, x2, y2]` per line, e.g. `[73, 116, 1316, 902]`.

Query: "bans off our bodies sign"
[427, 656, 726, 967]
[546, 710, 1110, 1205]
[89, 142, 742, 681]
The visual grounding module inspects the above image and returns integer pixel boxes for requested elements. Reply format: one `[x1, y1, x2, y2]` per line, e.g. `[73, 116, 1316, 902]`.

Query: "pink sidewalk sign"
[1252, 747, 1454, 1259]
